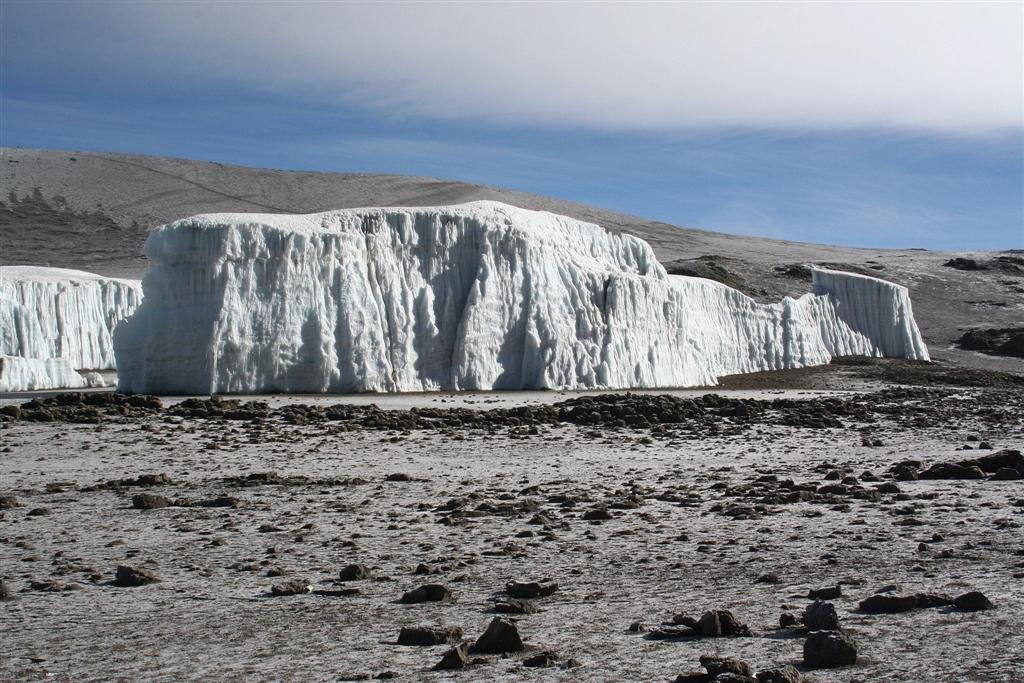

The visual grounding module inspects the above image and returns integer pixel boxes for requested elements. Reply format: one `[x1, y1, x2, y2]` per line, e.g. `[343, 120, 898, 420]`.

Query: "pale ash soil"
[1, 390, 1022, 682]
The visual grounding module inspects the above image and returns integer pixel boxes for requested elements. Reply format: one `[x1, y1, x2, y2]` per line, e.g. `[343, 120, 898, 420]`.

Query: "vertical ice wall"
[1, 266, 142, 390]
[114, 201, 930, 394]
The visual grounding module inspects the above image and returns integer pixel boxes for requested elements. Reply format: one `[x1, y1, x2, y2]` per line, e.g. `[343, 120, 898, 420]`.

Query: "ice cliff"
[1, 266, 142, 391]
[113, 202, 929, 394]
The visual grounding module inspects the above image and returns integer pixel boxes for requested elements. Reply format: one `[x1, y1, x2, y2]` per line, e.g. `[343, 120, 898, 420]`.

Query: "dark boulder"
[470, 617, 524, 654]
[803, 630, 858, 668]
[399, 584, 453, 604]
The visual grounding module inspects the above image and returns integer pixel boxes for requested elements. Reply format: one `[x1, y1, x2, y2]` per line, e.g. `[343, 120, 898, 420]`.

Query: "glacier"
[1, 266, 142, 391]
[0, 356, 106, 393]
[113, 201, 929, 395]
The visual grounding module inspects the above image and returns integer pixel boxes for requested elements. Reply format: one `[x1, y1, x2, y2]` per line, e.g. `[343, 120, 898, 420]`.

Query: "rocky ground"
[1, 368, 1022, 682]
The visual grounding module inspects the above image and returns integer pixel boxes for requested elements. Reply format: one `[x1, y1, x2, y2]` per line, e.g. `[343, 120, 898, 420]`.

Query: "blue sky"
[2, 1, 1022, 250]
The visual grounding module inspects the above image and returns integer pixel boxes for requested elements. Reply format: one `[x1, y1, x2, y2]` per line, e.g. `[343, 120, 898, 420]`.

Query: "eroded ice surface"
[0, 355, 106, 392]
[114, 201, 929, 394]
[1, 266, 142, 390]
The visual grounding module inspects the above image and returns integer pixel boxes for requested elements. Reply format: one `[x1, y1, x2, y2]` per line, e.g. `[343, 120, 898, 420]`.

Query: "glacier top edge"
[0, 265, 141, 286]
[163, 200, 617, 241]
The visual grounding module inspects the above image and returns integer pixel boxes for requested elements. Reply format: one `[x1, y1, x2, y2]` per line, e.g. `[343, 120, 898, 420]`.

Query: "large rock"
[113, 565, 160, 587]
[858, 594, 918, 614]
[803, 630, 858, 668]
[470, 617, 524, 654]
[399, 584, 453, 604]
[396, 625, 463, 646]
[804, 600, 840, 630]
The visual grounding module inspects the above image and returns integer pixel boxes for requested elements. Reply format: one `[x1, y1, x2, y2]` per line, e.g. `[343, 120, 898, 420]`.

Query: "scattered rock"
[698, 609, 751, 637]
[807, 585, 841, 600]
[339, 564, 371, 581]
[270, 578, 312, 596]
[522, 651, 560, 668]
[494, 598, 539, 614]
[113, 565, 160, 587]
[0, 495, 22, 509]
[803, 630, 858, 668]
[700, 655, 753, 677]
[858, 594, 918, 614]
[918, 463, 985, 480]
[505, 579, 557, 599]
[433, 643, 470, 670]
[779, 612, 800, 629]
[400, 584, 453, 604]
[804, 600, 840, 630]
[396, 625, 463, 646]
[470, 617, 524, 654]
[132, 493, 171, 510]
[954, 591, 993, 611]
[756, 666, 803, 683]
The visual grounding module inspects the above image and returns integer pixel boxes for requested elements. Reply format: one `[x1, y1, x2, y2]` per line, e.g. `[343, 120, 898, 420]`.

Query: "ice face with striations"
[0, 355, 106, 392]
[1, 266, 142, 390]
[114, 201, 929, 394]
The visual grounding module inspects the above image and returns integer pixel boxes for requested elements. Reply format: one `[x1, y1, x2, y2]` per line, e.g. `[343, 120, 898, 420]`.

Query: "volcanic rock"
[470, 617, 524, 654]
[803, 630, 858, 668]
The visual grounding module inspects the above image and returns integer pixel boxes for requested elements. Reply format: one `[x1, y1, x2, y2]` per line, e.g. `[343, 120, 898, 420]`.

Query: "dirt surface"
[2, 148, 1022, 682]
[2, 379, 1022, 682]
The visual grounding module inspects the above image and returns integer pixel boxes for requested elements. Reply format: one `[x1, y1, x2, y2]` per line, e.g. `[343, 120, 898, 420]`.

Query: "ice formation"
[1, 266, 142, 391]
[114, 202, 928, 395]
[0, 356, 106, 392]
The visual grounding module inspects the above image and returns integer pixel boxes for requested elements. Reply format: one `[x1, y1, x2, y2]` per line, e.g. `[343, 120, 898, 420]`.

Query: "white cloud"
[6, 1, 1022, 131]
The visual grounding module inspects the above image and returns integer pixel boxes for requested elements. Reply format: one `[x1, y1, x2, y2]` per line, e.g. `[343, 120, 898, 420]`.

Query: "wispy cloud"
[4, 1, 1021, 132]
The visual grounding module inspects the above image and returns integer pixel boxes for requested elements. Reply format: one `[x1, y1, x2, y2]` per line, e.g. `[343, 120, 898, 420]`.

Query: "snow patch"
[113, 201, 930, 394]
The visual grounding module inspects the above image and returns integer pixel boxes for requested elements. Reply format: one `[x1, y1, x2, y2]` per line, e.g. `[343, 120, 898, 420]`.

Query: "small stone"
[433, 643, 469, 670]
[397, 625, 463, 646]
[470, 617, 524, 654]
[385, 473, 412, 482]
[700, 655, 753, 677]
[954, 591, 993, 611]
[913, 593, 953, 609]
[0, 495, 22, 509]
[132, 493, 171, 510]
[270, 578, 312, 596]
[113, 565, 160, 587]
[697, 609, 750, 637]
[505, 579, 558, 599]
[858, 594, 918, 613]
[582, 508, 612, 520]
[494, 598, 538, 614]
[803, 630, 858, 668]
[27, 507, 50, 516]
[779, 612, 800, 629]
[756, 573, 780, 584]
[804, 600, 840, 630]
[756, 665, 804, 683]
[339, 564, 371, 581]
[523, 651, 559, 668]
[992, 467, 1021, 481]
[807, 585, 841, 600]
[400, 583, 453, 604]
